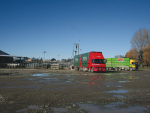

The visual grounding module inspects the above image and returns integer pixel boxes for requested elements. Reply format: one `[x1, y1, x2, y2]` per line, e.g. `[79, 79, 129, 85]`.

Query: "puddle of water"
[16, 105, 39, 112]
[0, 73, 13, 76]
[54, 83, 63, 84]
[23, 74, 29, 76]
[105, 90, 128, 93]
[78, 102, 148, 113]
[104, 74, 113, 75]
[30, 73, 50, 76]
[118, 81, 126, 83]
[104, 74, 133, 81]
[0, 85, 41, 89]
[43, 78, 57, 80]
[113, 95, 126, 97]
[27, 105, 40, 109]
[52, 74, 60, 75]
[117, 85, 122, 87]
[103, 84, 122, 88]
[63, 74, 70, 77]
[105, 85, 109, 87]
[52, 107, 68, 113]
[25, 78, 39, 81]
[116, 73, 127, 75]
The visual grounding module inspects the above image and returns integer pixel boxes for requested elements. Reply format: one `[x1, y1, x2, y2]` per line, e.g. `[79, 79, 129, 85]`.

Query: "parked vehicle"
[74, 51, 106, 72]
[105, 58, 138, 71]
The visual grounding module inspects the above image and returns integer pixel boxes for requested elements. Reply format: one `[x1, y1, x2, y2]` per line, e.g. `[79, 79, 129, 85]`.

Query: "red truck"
[74, 51, 106, 72]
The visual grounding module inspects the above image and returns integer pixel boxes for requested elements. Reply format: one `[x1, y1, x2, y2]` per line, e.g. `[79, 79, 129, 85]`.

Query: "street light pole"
[78, 44, 79, 55]
[57, 55, 60, 61]
[73, 43, 79, 56]
[80, 49, 82, 54]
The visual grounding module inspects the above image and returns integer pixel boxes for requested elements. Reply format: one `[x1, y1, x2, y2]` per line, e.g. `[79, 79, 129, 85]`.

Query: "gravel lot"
[0, 69, 150, 113]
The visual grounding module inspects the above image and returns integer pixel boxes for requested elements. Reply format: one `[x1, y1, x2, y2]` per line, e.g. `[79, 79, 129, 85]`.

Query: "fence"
[0, 62, 72, 69]
[0, 63, 26, 68]
[26, 63, 51, 69]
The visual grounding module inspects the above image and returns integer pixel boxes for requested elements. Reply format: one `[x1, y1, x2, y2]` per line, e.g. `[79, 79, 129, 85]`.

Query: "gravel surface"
[0, 69, 150, 113]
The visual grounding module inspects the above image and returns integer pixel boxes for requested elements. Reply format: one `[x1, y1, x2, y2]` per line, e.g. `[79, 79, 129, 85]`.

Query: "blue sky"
[0, 0, 150, 60]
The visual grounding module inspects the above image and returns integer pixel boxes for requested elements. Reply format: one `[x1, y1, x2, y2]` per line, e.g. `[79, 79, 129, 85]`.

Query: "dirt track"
[0, 69, 150, 113]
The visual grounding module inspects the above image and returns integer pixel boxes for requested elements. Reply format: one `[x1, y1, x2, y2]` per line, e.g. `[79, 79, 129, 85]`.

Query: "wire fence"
[0, 62, 72, 69]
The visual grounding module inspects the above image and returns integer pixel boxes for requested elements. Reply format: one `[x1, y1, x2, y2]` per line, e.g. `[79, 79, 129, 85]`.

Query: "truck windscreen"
[132, 62, 138, 65]
[92, 59, 105, 63]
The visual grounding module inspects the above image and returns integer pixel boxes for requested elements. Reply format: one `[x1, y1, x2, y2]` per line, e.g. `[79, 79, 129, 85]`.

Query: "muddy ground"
[0, 69, 150, 113]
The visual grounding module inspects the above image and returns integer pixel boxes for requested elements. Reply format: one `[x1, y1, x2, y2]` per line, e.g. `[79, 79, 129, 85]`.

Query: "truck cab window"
[132, 62, 138, 65]
[92, 59, 105, 63]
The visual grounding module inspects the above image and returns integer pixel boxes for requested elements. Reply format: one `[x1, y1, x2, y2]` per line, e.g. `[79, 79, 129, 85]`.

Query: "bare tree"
[130, 28, 150, 65]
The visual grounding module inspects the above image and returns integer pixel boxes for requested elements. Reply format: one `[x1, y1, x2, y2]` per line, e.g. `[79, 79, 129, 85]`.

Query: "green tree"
[51, 58, 56, 61]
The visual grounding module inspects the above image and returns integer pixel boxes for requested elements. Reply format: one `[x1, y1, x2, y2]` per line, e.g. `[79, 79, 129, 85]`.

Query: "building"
[0, 50, 23, 67]
[0, 50, 13, 63]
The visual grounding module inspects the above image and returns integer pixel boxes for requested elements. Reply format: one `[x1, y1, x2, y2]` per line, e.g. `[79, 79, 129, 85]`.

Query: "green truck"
[105, 58, 138, 71]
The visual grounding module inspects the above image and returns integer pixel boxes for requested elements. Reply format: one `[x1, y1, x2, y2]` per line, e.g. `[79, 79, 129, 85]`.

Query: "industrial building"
[0, 50, 72, 69]
[0, 50, 22, 68]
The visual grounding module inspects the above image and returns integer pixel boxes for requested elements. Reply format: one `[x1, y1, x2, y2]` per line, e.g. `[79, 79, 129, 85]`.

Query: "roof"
[0, 50, 9, 55]
[0, 50, 22, 58]
[0, 55, 22, 58]
[91, 51, 102, 53]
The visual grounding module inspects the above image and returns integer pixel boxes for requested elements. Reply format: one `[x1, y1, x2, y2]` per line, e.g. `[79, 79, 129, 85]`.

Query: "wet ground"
[0, 69, 150, 113]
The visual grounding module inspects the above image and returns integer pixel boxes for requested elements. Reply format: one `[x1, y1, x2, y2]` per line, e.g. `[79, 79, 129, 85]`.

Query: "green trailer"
[105, 58, 138, 71]
[74, 54, 80, 67]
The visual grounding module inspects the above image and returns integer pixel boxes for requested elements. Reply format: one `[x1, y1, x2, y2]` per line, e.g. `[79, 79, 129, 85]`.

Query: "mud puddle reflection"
[0, 73, 15, 76]
[77, 102, 148, 113]
[52, 107, 68, 113]
[27, 73, 75, 85]
[105, 90, 129, 93]
[16, 105, 40, 112]
[30, 73, 50, 76]
[113, 95, 126, 97]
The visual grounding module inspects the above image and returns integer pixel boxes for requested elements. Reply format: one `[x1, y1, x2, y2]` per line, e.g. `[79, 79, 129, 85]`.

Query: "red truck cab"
[74, 51, 106, 72]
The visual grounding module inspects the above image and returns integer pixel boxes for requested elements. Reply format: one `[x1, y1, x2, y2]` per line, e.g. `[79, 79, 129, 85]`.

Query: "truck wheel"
[83, 68, 85, 72]
[75, 67, 79, 71]
[91, 68, 93, 73]
[75, 68, 77, 71]
[79, 68, 81, 71]
[130, 68, 133, 71]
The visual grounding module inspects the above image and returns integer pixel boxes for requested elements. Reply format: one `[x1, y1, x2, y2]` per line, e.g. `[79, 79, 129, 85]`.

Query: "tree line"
[126, 28, 150, 66]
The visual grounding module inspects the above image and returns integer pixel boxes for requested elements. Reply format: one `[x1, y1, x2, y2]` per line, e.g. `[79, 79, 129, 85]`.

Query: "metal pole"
[57, 55, 60, 61]
[73, 44, 74, 63]
[80, 49, 82, 54]
[78, 44, 79, 55]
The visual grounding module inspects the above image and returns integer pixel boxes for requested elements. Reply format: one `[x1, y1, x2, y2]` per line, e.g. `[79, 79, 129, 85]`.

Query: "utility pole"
[78, 44, 79, 55]
[57, 55, 60, 61]
[75, 51, 77, 55]
[80, 49, 82, 54]
[73, 43, 79, 63]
